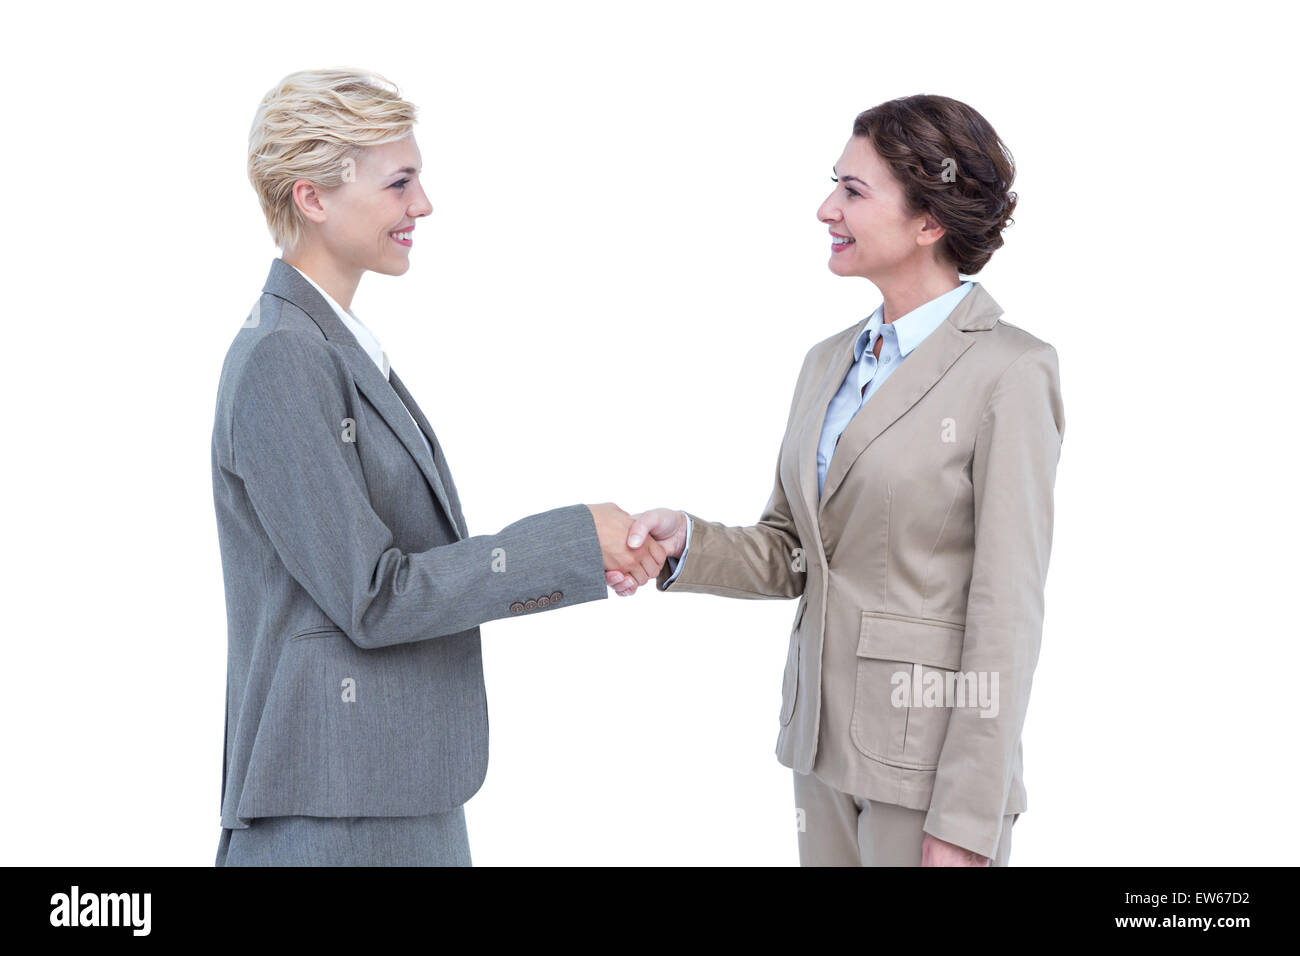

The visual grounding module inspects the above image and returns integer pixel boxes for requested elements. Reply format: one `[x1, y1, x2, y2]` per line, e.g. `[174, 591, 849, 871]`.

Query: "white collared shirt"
[288, 264, 435, 464]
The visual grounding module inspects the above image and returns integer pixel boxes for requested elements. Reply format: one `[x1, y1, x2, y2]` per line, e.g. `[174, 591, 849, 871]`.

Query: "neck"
[873, 268, 962, 324]
[282, 245, 362, 312]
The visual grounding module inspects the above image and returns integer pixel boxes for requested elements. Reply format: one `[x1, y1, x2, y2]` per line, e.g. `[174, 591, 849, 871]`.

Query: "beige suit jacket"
[657, 282, 1064, 859]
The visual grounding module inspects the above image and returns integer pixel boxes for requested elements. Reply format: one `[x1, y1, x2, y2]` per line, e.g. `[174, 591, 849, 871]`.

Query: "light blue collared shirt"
[662, 281, 973, 586]
[816, 281, 972, 497]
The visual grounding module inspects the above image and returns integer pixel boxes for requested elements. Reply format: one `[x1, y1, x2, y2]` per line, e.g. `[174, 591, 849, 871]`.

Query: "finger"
[606, 571, 624, 586]
[635, 507, 677, 549]
[626, 563, 649, 586]
[646, 537, 667, 565]
[627, 509, 667, 548]
[638, 549, 661, 580]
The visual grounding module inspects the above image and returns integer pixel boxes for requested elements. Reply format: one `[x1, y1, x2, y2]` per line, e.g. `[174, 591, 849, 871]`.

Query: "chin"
[372, 257, 412, 277]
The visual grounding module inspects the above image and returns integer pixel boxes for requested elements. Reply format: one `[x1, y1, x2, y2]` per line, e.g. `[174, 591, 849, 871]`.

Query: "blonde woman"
[609, 96, 1064, 867]
[211, 69, 664, 866]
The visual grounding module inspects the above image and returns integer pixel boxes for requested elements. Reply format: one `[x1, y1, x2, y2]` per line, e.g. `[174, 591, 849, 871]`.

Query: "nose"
[409, 182, 433, 218]
[817, 191, 840, 224]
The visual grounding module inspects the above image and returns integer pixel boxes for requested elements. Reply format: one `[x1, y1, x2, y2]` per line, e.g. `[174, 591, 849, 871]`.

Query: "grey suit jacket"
[656, 282, 1064, 860]
[211, 257, 607, 829]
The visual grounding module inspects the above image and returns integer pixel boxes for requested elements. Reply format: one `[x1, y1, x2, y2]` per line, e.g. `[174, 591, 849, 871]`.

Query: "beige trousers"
[794, 770, 1018, 866]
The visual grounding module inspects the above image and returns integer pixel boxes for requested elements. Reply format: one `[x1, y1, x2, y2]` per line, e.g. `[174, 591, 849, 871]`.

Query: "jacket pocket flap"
[856, 611, 964, 670]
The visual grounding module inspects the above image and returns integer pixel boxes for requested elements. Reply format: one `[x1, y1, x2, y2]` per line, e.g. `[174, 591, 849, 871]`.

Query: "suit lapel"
[261, 258, 465, 541]
[810, 282, 1003, 514]
[797, 320, 865, 529]
[389, 369, 467, 538]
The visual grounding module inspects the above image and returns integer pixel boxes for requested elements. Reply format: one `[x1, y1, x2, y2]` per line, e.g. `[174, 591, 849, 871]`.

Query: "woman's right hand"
[605, 508, 688, 596]
[587, 502, 667, 587]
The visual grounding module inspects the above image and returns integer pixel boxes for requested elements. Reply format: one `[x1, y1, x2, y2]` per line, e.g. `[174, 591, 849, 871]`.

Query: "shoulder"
[969, 320, 1064, 437]
[215, 299, 351, 422]
[212, 291, 351, 463]
[227, 295, 348, 377]
[800, 318, 863, 374]
[239, 329, 351, 404]
[972, 317, 1059, 386]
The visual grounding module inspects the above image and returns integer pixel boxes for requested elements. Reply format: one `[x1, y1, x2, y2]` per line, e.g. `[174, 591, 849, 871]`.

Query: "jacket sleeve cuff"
[659, 513, 692, 589]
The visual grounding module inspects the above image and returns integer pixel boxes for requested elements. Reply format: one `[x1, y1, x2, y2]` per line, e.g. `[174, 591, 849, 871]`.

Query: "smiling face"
[818, 135, 947, 283]
[307, 133, 432, 277]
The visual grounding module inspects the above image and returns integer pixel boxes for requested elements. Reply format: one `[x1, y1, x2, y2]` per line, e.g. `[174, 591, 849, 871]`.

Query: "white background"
[1, 0, 1296, 866]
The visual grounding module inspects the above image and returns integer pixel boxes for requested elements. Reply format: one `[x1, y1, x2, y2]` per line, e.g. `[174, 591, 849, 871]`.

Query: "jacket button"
[550, 591, 563, 603]
[524, 599, 537, 611]
[510, 602, 524, 614]
[537, 594, 550, 607]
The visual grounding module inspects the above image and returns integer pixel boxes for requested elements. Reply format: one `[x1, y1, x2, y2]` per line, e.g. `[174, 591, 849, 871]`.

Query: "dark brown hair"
[853, 95, 1016, 275]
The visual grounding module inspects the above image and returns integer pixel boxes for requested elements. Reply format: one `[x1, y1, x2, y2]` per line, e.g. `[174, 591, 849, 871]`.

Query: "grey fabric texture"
[215, 811, 471, 867]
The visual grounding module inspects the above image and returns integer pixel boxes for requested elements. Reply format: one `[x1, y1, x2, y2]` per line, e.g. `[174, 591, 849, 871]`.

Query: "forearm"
[342, 504, 607, 648]
[656, 509, 805, 599]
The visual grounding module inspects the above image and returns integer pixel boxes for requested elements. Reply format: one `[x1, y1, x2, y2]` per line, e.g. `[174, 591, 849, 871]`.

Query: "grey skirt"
[215, 808, 471, 867]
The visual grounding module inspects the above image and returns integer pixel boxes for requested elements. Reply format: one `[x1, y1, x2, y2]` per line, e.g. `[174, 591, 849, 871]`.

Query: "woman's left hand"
[921, 832, 990, 866]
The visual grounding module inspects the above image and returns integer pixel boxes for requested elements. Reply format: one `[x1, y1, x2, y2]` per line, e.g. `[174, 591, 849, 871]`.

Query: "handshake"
[585, 503, 688, 598]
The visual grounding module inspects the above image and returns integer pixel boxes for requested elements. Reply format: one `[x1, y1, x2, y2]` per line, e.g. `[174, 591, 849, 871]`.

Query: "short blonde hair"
[247, 68, 418, 250]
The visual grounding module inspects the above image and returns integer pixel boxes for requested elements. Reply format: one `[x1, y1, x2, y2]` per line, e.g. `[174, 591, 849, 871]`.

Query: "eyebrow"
[390, 166, 421, 177]
[832, 165, 868, 187]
